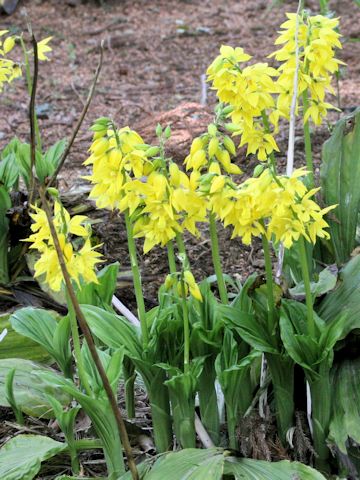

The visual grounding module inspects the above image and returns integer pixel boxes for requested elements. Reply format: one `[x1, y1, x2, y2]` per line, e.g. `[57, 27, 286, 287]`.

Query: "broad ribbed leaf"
[224, 456, 327, 479]
[318, 255, 360, 337]
[221, 307, 278, 354]
[81, 305, 142, 359]
[0, 314, 51, 362]
[329, 356, 360, 453]
[118, 449, 326, 480]
[10, 308, 71, 375]
[0, 434, 66, 480]
[37, 370, 125, 477]
[0, 359, 70, 417]
[144, 448, 224, 480]
[320, 108, 360, 264]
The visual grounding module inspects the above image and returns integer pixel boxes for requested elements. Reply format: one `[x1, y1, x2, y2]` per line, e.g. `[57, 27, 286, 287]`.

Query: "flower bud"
[253, 164, 265, 177]
[145, 146, 160, 158]
[208, 137, 219, 158]
[223, 136, 236, 156]
[164, 125, 172, 139]
[207, 123, 218, 137]
[155, 123, 163, 137]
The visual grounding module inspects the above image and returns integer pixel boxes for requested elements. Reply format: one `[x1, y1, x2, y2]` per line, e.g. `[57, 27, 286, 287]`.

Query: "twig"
[38, 188, 139, 480]
[275, 0, 302, 284]
[48, 44, 104, 186]
[112, 295, 140, 327]
[200, 73, 207, 106]
[195, 412, 214, 448]
[28, 34, 39, 206]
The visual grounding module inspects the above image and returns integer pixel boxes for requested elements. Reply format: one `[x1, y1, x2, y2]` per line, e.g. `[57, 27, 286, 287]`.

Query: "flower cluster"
[0, 30, 21, 91]
[86, 120, 208, 253]
[185, 123, 241, 174]
[25, 201, 102, 291]
[206, 46, 280, 162]
[129, 164, 207, 253]
[211, 168, 336, 248]
[85, 120, 155, 210]
[270, 13, 343, 124]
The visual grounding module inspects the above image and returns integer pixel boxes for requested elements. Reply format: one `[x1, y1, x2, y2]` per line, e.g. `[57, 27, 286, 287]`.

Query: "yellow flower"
[183, 270, 202, 301]
[0, 31, 21, 91]
[37, 37, 52, 61]
[270, 12, 344, 122]
[25, 203, 102, 292]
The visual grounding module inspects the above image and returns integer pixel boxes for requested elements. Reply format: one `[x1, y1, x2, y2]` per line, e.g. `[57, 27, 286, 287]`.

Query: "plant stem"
[48, 45, 103, 186]
[176, 233, 186, 257]
[20, 35, 42, 153]
[298, 237, 315, 337]
[180, 275, 190, 374]
[302, 89, 315, 188]
[209, 213, 228, 304]
[261, 234, 276, 330]
[167, 240, 177, 274]
[28, 35, 39, 206]
[66, 294, 92, 397]
[74, 438, 104, 450]
[124, 210, 148, 349]
[39, 188, 139, 480]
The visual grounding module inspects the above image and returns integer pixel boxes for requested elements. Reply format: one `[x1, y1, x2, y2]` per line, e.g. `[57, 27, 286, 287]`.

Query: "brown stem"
[48, 44, 104, 187]
[11, 45, 104, 283]
[28, 34, 39, 206]
[38, 187, 139, 480]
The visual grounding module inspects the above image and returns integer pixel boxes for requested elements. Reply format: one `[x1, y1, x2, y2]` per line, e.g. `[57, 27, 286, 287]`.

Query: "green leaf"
[43, 139, 67, 172]
[289, 266, 337, 299]
[0, 434, 66, 480]
[76, 263, 119, 308]
[221, 306, 278, 354]
[81, 344, 124, 397]
[82, 305, 173, 453]
[0, 358, 71, 418]
[0, 152, 20, 190]
[144, 448, 224, 480]
[0, 314, 51, 363]
[10, 308, 72, 375]
[36, 370, 125, 477]
[224, 456, 327, 479]
[318, 255, 360, 337]
[320, 108, 360, 264]
[329, 356, 360, 454]
[81, 305, 142, 359]
[118, 449, 326, 480]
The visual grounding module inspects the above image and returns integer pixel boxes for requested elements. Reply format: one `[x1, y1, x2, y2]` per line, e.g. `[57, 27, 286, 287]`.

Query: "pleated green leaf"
[224, 455, 327, 479]
[0, 314, 51, 363]
[0, 434, 66, 480]
[320, 108, 360, 264]
[118, 449, 326, 480]
[329, 356, 360, 454]
[0, 358, 70, 418]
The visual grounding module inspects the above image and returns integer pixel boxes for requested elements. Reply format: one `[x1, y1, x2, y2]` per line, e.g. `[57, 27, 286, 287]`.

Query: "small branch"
[28, 34, 39, 206]
[200, 73, 207, 106]
[112, 295, 140, 327]
[38, 188, 139, 480]
[48, 44, 104, 186]
[195, 413, 214, 448]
